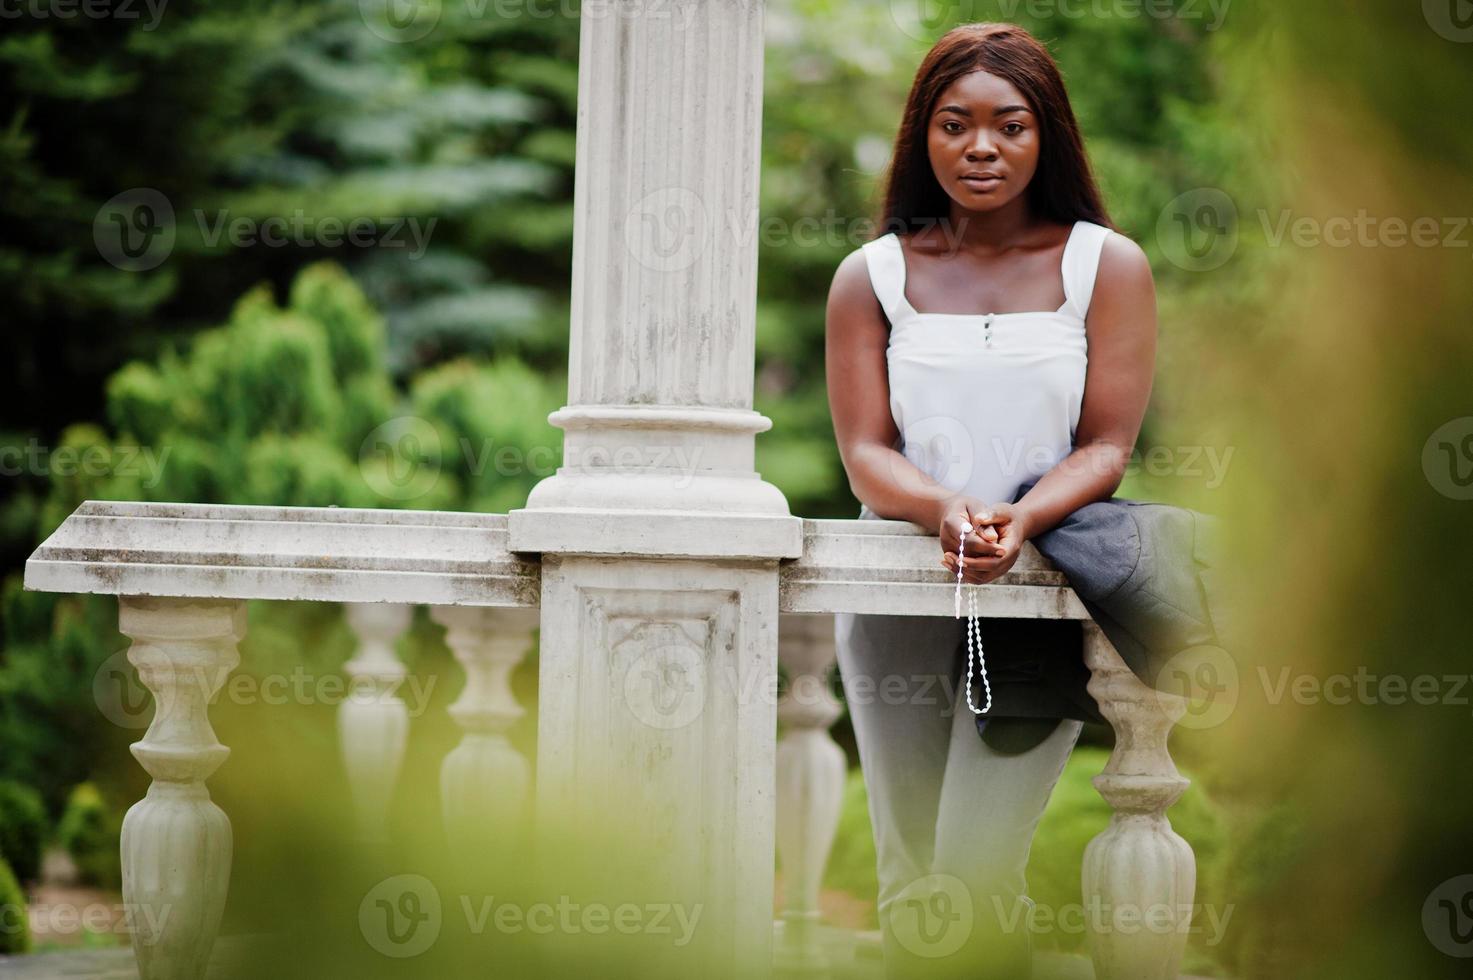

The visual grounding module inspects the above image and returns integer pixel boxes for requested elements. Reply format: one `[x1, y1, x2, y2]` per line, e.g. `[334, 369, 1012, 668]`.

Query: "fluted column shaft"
[568, 0, 763, 411]
[508, 5, 800, 977]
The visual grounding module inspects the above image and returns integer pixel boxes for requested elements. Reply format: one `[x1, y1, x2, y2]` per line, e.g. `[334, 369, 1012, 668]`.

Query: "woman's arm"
[825, 248, 959, 537]
[950, 233, 1157, 583]
[1014, 233, 1157, 537]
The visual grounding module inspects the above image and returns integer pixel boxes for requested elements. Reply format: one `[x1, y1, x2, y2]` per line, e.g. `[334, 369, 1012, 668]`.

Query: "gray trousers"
[834, 610, 1084, 980]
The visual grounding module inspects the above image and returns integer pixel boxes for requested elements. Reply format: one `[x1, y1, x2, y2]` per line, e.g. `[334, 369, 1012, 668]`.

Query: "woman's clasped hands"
[935, 496, 1029, 586]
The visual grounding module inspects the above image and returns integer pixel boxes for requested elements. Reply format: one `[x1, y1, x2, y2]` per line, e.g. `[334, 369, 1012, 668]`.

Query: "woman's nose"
[966, 136, 998, 160]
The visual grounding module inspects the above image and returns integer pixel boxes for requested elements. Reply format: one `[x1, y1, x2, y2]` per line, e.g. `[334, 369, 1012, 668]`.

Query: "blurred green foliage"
[55, 783, 122, 890]
[1, 0, 579, 570]
[0, 780, 46, 887]
[0, 1, 1468, 975]
[0, 2, 1254, 969]
[0, 260, 562, 826]
[0, 851, 29, 954]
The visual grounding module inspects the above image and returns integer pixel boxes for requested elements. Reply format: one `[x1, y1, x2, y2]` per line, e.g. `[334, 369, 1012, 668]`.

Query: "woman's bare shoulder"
[1096, 230, 1153, 293]
[826, 245, 885, 334]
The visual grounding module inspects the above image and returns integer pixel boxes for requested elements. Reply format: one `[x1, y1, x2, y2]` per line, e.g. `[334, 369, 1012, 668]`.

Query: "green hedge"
[56, 784, 122, 891]
[0, 780, 45, 885]
[0, 852, 28, 954]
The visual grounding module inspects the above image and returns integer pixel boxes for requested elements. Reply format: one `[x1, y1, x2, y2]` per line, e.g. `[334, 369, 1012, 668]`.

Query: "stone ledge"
[0, 936, 1218, 980]
[23, 500, 539, 607]
[24, 502, 1087, 621]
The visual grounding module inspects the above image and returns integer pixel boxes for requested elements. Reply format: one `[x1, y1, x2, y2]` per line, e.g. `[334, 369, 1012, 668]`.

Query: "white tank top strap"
[860, 233, 917, 325]
[1059, 220, 1113, 321]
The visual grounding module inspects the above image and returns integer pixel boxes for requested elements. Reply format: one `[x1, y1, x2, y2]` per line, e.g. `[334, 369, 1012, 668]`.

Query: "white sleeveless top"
[856, 220, 1112, 518]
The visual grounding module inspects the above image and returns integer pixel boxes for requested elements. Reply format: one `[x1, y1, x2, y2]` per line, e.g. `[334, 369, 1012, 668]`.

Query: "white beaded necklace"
[954, 522, 993, 715]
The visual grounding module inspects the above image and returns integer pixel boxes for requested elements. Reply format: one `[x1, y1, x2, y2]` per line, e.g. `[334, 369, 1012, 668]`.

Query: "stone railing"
[25, 499, 1196, 980]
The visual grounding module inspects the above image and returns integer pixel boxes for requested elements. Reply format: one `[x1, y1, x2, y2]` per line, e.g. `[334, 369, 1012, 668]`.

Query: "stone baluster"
[1080, 621, 1196, 980]
[338, 602, 414, 842]
[117, 596, 245, 980]
[428, 605, 540, 852]
[775, 613, 846, 976]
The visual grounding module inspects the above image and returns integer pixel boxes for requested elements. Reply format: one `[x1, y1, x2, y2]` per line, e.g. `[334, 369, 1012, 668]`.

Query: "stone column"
[1080, 622, 1197, 980]
[117, 596, 244, 980]
[774, 613, 846, 975]
[508, 1, 800, 975]
[338, 602, 414, 843]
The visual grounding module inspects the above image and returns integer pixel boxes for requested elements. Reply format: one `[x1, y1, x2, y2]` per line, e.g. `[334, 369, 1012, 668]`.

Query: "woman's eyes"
[940, 120, 1027, 136]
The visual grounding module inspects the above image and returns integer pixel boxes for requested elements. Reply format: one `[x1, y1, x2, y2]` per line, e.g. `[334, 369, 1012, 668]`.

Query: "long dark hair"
[877, 23, 1113, 236]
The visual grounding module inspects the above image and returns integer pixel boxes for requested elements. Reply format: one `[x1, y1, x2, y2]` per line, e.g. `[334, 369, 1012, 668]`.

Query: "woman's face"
[927, 69, 1040, 215]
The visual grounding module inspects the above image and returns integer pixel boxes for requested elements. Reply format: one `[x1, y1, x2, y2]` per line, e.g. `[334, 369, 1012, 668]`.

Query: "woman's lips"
[961, 175, 1003, 190]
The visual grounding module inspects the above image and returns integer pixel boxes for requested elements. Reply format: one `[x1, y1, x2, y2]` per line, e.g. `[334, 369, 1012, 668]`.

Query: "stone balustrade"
[25, 499, 1196, 980]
